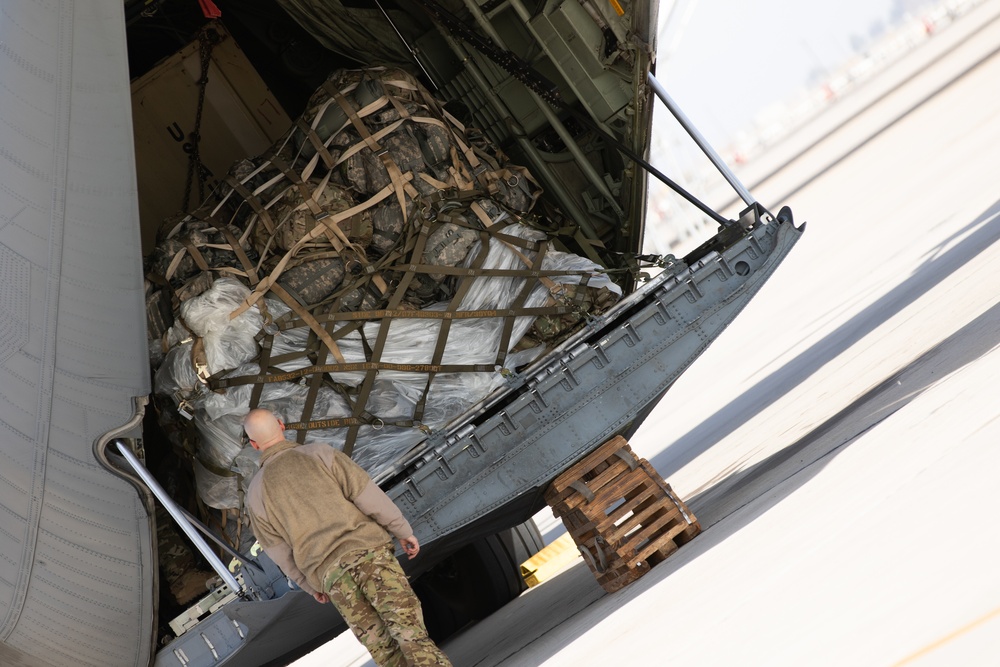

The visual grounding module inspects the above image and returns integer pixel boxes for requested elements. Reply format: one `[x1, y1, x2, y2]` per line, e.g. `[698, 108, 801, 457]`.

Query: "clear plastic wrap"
[192, 458, 238, 511]
[190, 412, 244, 510]
[231, 445, 261, 488]
[154, 342, 198, 399]
[179, 278, 264, 375]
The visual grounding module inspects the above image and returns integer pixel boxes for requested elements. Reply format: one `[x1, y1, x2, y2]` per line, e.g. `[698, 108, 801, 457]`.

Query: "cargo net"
[146, 66, 622, 512]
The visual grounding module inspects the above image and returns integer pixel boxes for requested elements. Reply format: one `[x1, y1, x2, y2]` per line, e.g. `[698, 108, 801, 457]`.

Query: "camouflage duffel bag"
[252, 178, 372, 255]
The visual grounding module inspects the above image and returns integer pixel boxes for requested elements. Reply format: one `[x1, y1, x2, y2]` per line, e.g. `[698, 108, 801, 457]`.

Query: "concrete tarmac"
[300, 4, 1000, 665]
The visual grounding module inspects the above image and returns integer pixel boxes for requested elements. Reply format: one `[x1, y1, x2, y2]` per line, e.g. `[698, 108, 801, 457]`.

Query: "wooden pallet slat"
[608, 497, 681, 547]
[597, 478, 680, 540]
[626, 520, 689, 567]
[548, 437, 633, 489]
[547, 458, 636, 510]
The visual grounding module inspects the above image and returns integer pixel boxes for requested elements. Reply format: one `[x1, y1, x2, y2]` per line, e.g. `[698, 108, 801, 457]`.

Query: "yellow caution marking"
[891, 605, 1000, 666]
[607, 0, 625, 17]
[520, 533, 581, 587]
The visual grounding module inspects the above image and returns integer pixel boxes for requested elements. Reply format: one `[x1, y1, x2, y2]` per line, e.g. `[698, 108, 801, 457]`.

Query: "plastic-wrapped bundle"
[180, 278, 263, 375]
[154, 221, 623, 498]
[189, 412, 244, 510]
[204, 66, 542, 315]
[204, 223, 618, 478]
[153, 280, 267, 508]
[321, 223, 620, 387]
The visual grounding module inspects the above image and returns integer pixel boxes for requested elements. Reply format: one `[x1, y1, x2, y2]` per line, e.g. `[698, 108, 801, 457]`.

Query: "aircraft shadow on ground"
[685, 293, 1000, 529]
[650, 196, 1000, 481]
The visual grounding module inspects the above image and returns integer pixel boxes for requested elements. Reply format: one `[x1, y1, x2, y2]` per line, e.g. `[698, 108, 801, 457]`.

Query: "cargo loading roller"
[385, 210, 803, 549]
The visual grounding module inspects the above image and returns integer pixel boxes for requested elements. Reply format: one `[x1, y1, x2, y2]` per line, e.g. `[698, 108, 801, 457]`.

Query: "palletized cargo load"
[147, 65, 624, 516]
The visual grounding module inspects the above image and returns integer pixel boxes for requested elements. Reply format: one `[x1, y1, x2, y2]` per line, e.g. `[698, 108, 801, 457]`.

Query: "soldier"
[243, 408, 451, 667]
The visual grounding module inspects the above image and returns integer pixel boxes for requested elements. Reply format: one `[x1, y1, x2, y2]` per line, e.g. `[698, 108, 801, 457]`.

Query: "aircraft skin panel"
[0, 2, 155, 666]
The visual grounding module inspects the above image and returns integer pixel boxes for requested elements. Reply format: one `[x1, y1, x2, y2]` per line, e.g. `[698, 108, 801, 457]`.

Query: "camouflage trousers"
[324, 545, 452, 667]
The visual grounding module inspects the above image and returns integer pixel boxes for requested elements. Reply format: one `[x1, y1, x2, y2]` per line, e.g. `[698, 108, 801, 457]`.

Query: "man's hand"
[313, 592, 329, 604]
[400, 535, 420, 559]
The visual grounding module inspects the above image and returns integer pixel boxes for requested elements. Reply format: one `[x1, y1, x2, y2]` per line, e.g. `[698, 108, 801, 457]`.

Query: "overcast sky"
[655, 0, 900, 147]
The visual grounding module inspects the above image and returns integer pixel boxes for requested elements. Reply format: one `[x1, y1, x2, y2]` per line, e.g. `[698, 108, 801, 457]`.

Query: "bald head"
[243, 408, 285, 451]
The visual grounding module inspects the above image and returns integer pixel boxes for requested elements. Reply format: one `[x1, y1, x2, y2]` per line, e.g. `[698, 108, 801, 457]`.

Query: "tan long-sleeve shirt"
[246, 440, 413, 595]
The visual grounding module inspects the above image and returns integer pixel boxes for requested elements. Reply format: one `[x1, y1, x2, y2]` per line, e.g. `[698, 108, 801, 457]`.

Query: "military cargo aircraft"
[0, 1, 800, 665]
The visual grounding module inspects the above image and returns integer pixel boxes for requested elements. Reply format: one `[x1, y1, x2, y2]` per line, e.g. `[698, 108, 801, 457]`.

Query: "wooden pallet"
[545, 436, 700, 592]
